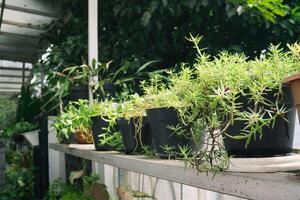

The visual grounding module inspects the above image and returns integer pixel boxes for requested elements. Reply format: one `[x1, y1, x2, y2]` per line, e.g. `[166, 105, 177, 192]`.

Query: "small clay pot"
[74, 129, 93, 144]
[284, 73, 300, 122]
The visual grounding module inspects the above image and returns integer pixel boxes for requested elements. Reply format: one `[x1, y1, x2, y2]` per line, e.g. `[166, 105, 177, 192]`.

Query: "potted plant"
[169, 36, 300, 171]
[91, 100, 123, 151]
[284, 43, 300, 123]
[115, 95, 152, 154]
[141, 74, 197, 158]
[54, 100, 94, 144]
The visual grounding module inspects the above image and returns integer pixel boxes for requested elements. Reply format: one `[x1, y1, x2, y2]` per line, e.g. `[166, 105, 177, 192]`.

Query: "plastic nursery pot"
[146, 107, 191, 158]
[284, 73, 300, 123]
[117, 117, 152, 154]
[74, 129, 93, 144]
[91, 116, 115, 151]
[223, 86, 295, 157]
[69, 85, 89, 102]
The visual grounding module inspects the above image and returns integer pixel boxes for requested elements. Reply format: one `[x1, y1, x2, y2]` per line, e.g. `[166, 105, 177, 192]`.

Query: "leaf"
[133, 190, 157, 199]
[84, 183, 109, 200]
[69, 170, 84, 184]
[162, 0, 168, 7]
[136, 60, 160, 73]
[182, 0, 197, 9]
[141, 11, 152, 26]
[116, 186, 133, 200]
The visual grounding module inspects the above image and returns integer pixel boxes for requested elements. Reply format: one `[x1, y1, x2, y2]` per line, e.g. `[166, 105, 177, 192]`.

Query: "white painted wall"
[48, 117, 66, 183]
[294, 113, 300, 148]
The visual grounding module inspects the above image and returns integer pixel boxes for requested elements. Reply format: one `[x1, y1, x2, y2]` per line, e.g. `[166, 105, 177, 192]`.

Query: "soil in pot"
[117, 117, 152, 154]
[146, 107, 192, 158]
[91, 116, 115, 151]
[223, 86, 295, 157]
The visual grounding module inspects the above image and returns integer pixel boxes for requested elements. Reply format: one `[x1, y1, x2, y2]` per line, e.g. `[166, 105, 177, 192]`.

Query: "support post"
[38, 112, 49, 198]
[88, 0, 98, 105]
[22, 62, 25, 85]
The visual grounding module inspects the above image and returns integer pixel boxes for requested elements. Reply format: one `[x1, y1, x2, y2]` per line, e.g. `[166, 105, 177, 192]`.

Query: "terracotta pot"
[284, 73, 300, 122]
[74, 129, 93, 144]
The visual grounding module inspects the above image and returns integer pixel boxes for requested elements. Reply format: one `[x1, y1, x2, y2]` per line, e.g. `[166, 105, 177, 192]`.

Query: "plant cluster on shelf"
[44, 167, 156, 200]
[54, 38, 300, 172]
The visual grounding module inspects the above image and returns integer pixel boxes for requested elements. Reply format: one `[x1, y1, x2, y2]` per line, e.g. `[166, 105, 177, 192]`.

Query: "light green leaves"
[141, 11, 152, 26]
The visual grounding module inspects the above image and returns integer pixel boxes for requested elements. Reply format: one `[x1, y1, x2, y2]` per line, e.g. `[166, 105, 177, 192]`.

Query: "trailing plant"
[92, 100, 123, 150]
[140, 36, 300, 171]
[180, 38, 300, 171]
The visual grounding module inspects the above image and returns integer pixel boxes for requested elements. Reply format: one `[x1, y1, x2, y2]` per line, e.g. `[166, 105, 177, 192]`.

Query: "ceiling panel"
[0, 70, 30, 76]
[5, 0, 63, 16]
[0, 83, 22, 89]
[1, 23, 44, 37]
[0, 0, 63, 96]
[0, 76, 28, 83]
[0, 34, 40, 47]
[3, 9, 56, 26]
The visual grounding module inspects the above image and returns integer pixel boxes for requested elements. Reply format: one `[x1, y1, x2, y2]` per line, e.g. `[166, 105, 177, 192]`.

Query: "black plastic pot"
[223, 86, 295, 157]
[146, 107, 191, 158]
[117, 117, 152, 154]
[91, 116, 114, 151]
[69, 85, 89, 102]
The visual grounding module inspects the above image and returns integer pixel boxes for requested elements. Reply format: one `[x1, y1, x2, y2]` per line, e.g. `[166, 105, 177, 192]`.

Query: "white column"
[88, 0, 98, 104]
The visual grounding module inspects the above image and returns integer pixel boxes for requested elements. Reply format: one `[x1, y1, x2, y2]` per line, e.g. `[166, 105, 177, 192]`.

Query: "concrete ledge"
[49, 143, 300, 200]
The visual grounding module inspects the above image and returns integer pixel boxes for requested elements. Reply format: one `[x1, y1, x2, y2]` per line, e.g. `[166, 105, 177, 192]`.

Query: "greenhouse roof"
[0, 0, 63, 96]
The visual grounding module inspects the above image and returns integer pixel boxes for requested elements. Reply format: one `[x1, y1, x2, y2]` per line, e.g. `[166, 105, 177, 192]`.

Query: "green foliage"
[54, 100, 96, 143]
[16, 85, 42, 123]
[1, 122, 38, 140]
[38, 0, 300, 109]
[0, 149, 35, 200]
[44, 172, 109, 200]
[140, 38, 300, 171]
[0, 96, 17, 130]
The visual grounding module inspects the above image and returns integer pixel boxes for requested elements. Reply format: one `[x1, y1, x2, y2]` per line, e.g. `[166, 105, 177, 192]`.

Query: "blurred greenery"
[38, 0, 300, 100]
[0, 96, 17, 131]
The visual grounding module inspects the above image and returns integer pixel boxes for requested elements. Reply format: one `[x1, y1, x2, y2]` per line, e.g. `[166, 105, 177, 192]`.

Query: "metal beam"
[0, 87, 21, 90]
[0, 91, 19, 96]
[2, 19, 44, 31]
[0, 42, 39, 52]
[1, 4, 58, 18]
[0, 81, 22, 84]
[0, 0, 5, 30]
[0, 31, 40, 39]
[0, 44, 39, 55]
[22, 62, 25, 84]
[0, 74, 29, 78]
[0, 41, 39, 49]
[0, 54, 34, 63]
[0, 66, 31, 71]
